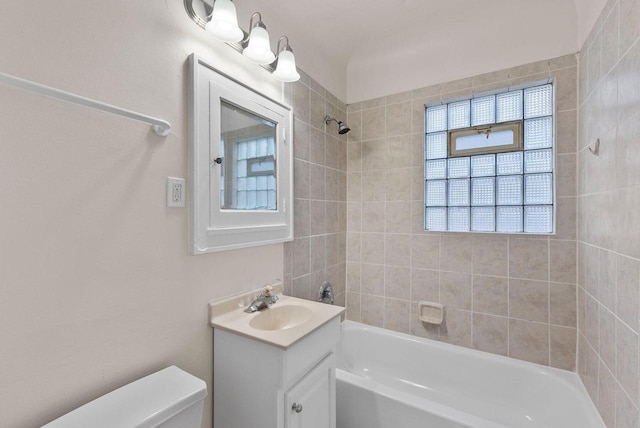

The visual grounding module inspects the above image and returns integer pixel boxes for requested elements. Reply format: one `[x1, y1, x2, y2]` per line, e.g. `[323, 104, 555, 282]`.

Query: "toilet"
[42, 366, 207, 428]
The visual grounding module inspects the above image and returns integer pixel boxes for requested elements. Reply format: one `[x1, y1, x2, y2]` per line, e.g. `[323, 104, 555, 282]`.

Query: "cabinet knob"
[291, 403, 303, 413]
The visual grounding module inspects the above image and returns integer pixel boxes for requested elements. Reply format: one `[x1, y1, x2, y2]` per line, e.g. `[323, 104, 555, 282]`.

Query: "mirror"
[220, 100, 277, 211]
[189, 54, 293, 254]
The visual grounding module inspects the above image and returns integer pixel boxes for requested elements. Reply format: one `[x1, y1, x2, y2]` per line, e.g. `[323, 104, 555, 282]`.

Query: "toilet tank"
[42, 366, 207, 428]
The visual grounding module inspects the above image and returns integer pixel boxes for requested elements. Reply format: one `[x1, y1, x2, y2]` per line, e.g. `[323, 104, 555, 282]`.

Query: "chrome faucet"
[244, 285, 279, 313]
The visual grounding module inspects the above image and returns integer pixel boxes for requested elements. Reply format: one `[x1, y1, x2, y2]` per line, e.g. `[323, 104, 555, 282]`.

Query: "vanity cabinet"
[213, 316, 340, 428]
[284, 355, 334, 428]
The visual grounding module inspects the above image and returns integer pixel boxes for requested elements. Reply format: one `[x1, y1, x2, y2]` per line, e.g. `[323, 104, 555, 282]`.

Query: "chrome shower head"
[324, 115, 351, 135]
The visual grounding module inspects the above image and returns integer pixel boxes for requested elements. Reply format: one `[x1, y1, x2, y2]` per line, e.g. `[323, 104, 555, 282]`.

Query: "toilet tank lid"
[42, 366, 207, 428]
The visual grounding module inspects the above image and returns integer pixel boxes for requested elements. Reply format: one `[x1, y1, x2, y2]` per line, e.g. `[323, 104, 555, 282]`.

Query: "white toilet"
[42, 366, 207, 428]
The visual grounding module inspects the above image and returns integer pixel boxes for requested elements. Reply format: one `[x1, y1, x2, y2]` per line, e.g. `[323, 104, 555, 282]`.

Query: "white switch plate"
[167, 177, 185, 208]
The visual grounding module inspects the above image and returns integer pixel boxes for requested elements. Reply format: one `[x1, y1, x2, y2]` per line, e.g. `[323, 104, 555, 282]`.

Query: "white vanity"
[209, 284, 344, 428]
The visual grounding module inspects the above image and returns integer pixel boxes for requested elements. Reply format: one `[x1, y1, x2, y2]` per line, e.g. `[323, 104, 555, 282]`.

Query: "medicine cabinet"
[189, 54, 293, 254]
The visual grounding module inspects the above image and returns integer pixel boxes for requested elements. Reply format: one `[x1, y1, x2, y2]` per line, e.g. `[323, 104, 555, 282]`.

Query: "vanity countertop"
[208, 283, 345, 349]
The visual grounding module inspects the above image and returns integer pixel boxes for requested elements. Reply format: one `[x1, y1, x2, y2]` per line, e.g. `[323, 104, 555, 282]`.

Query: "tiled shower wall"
[345, 55, 578, 369]
[282, 72, 348, 308]
[577, 0, 640, 426]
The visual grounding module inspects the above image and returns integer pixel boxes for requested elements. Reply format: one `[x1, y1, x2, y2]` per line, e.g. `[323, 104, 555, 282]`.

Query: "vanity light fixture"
[242, 13, 276, 65]
[272, 37, 300, 82]
[184, 0, 300, 82]
[205, 0, 243, 42]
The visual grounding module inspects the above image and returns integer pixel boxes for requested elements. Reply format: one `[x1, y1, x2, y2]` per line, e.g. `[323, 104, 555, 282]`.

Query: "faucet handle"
[263, 285, 274, 297]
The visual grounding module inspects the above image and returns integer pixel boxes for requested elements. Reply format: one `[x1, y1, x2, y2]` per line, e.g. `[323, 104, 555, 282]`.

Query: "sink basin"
[249, 305, 313, 331]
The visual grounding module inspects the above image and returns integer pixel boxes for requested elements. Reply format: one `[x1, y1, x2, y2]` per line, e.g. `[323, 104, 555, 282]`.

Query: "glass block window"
[424, 83, 554, 234]
[223, 136, 277, 210]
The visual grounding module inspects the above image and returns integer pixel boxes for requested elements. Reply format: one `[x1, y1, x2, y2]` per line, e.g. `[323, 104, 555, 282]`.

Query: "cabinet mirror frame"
[189, 54, 293, 254]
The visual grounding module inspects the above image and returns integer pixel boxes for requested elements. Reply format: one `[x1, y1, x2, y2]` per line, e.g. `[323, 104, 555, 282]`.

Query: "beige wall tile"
[385, 234, 411, 267]
[550, 282, 577, 327]
[384, 298, 410, 333]
[411, 234, 440, 270]
[294, 159, 310, 199]
[309, 128, 326, 166]
[294, 119, 310, 161]
[361, 139, 386, 170]
[386, 201, 412, 234]
[555, 66, 578, 112]
[556, 110, 577, 154]
[346, 262, 361, 292]
[616, 382, 640, 428]
[326, 168, 340, 201]
[616, 254, 640, 331]
[346, 292, 361, 322]
[440, 234, 472, 273]
[362, 107, 386, 141]
[473, 313, 508, 356]
[616, 116, 640, 189]
[309, 89, 326, 131]
[326, 202, 340, 234]
[555, 197, 577, 240]
[361, 294, 384, 327]
[585, 293, 600, 350]
[385, 168, 412, 201]
[361, 171, 385, 201]
[309, 163, 326, 200]
[346, 232, 361, 262]
[473, 275, 508, 316]
[440, 272, 472, 310]
[386, 102, 412, 137]
[347, 142, 362, 171]
[386, 134, 413, 169]
[509, 238, 549, 281]
[292, 274, 311, 300]
[599, 304, 616, 372]
[411, 268, 439, 302]
[556, 153, 577, 197]
[509, 319, 549, 365]
[386, 91, 412, 105]
[361, 263, 385, 296]
[601, 2, 619, 75]
[617, 42, 640, 124]
[509, 60, 550, 78]
[326, 136, 341, 170]
[550, 240, 576, 284]
[617, 319, 639, 405]
[620, 0, 640, 54]
[598, 248, 617, 311]
[292, 238, 310, 278]
[597, 361, 616, 427]
[361, 233, 385, 264]
[361, 201, 386, 232]
[293, 81, 310, 123]
[510, 278, 549, 323]
[310, 200, 327, 236]
[550, 53, 578, 70]
[616, 186, 640, 259]
[472, 235, 508, 277]
[550, 325, 577, 370]
[310, 235, 326, 272]
[440, 308, 472, 347]
[294, 199, 310, 238]
[385, 266, 410, 300]
[347, 202, 362, 231]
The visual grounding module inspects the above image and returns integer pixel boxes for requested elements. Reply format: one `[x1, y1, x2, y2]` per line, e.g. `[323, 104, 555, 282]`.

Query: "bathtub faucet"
[244, 285, 279, 313]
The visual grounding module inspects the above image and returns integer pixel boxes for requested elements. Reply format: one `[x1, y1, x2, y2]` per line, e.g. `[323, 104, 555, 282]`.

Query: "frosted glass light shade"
[272, 49, 300, 82]
[243, 25, 276, 65]
[205, 0, 243, 43]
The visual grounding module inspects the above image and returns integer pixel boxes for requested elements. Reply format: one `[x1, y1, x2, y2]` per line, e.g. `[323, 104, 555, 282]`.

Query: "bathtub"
[335, 321, 603, 428]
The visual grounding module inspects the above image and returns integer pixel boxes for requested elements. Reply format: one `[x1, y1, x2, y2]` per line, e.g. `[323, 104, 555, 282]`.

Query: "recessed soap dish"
[418, 301, 444, 324]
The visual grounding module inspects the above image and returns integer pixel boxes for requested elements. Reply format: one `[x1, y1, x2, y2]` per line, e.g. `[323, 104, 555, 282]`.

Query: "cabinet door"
[285, 354, 335, 428]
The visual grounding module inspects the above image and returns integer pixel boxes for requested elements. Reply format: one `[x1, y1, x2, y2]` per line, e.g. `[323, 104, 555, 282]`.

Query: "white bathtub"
[336, 321, 603, 428]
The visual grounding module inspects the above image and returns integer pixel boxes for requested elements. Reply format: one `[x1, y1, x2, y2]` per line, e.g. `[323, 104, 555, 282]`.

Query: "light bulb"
[205, 0, 243, 43]
[243, 24, 276, 65]
[273, 48, 300, 82]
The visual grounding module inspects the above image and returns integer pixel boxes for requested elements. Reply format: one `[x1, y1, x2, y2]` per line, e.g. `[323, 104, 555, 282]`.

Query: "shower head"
[324, 115, 351, 135]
